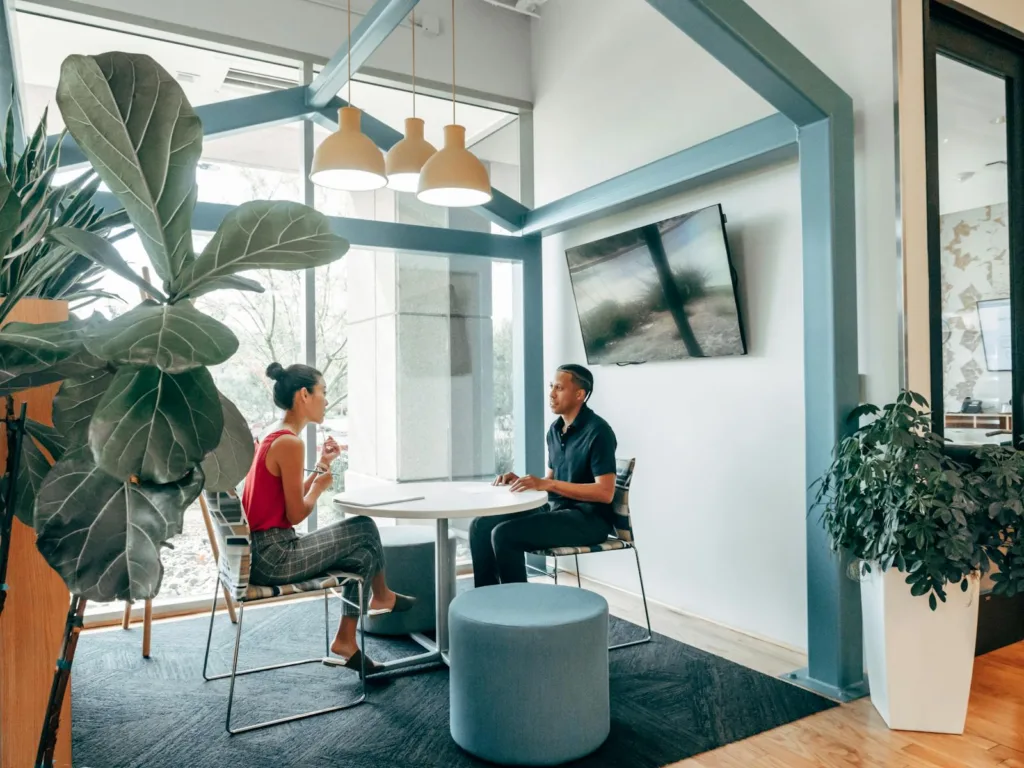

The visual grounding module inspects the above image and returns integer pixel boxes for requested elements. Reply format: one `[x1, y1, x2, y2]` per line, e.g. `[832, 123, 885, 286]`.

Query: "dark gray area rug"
[72, 593, 834, 767]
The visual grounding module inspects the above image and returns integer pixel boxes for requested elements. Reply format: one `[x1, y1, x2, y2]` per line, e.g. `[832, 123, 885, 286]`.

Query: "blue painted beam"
[315, 98, 530, 232]
[794, 112, 864, 699]
[92, 192, 530, 261]
[519, 236, 546, 477]
[0, 0, 24, 153]
[307, 0, 421, 109]
[51, 86, 312, 167]
[644, 0, 864, 699]
[645, 0, 849, 127]
[520, 113, 796, 237]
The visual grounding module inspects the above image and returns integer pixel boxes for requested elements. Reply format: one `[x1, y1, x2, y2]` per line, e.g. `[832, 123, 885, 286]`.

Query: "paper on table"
[343, 496, 425, 508]
[338, 488, 425, 508]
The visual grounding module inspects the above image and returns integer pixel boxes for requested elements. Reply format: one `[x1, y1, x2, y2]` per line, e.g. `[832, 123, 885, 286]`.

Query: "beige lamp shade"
[417, 124, 492, 207]
[385, 117, 437, 192]
[310, 106, 387, 191]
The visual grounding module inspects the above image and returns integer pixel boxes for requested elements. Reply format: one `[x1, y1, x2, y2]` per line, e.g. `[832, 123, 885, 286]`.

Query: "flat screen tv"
[565, 204, 746, 365]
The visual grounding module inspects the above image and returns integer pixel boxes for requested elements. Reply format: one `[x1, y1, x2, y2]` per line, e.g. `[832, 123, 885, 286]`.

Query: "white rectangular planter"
[861, 566, 980, 733]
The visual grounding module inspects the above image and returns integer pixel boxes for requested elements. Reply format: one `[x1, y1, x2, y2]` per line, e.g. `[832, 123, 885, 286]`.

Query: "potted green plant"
[0, 104, 131, 768]
[815, 390, 989, 733]
[0, 51, 347, 766]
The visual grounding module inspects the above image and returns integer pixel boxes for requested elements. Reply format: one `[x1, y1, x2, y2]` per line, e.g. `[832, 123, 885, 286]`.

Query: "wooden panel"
[0, 298, 71, 768]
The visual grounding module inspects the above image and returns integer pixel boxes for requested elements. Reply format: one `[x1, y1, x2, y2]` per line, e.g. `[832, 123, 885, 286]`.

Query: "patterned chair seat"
[538, 538, 630, 558]
[244, 569, 361, 602]
[203, 490, 371, 734]
[527, 458, 652, 651]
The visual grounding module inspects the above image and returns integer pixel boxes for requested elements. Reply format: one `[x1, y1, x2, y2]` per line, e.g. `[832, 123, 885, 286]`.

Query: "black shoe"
[366, 592, 416, 616]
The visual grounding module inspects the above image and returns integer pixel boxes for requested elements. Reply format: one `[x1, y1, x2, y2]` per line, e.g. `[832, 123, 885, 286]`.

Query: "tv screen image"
[565, 204, 746, 365]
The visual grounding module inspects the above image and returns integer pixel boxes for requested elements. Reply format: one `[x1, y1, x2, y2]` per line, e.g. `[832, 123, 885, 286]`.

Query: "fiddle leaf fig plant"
[0, 50, 347, 604]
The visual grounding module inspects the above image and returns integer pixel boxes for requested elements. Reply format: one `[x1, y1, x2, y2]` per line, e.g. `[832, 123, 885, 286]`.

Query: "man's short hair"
[557, 363, 594, 400]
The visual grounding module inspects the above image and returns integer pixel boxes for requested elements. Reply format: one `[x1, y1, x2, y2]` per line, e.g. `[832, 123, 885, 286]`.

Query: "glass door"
[926, 7, 1024, 449]
[925, 2, 1024, 653]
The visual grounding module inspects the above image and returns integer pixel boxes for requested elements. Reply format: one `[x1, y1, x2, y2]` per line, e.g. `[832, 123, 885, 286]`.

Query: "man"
[470, 363, 617, 586]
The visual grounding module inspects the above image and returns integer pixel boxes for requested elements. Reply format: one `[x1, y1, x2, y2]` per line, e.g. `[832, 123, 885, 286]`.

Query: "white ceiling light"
[417, 0, 493, 208]
[309, 0, 387, 191]
[385, 8, 437, 192]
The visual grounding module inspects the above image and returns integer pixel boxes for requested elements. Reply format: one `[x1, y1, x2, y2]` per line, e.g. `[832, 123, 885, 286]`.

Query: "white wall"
[532, 0, 898, 650]
[31, 0, 532, 102]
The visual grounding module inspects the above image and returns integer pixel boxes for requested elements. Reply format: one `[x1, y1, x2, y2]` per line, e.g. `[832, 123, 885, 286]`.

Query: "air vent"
[224, 68, 300, 92]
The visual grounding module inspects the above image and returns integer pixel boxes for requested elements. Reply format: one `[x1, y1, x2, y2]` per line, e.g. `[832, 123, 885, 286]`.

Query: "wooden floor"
[572, 573, 1024, 768]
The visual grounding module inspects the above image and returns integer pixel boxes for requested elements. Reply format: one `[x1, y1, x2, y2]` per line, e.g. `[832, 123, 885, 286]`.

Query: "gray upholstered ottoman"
[448, 583, 610, 766]
[362, 524, 457, 636]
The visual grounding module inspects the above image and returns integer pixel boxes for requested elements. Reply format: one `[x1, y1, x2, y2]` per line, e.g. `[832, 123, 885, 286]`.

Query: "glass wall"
[17, 6, 525, 610]
[934, 55, 1012, 447]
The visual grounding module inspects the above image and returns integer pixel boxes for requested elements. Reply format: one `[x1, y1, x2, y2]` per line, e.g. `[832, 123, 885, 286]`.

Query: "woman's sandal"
[366, 592, 417, 617]
[322, 649, 382, 678]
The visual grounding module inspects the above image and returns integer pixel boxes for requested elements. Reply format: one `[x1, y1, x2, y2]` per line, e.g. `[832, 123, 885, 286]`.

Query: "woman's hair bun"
[265, 362, 286, 381]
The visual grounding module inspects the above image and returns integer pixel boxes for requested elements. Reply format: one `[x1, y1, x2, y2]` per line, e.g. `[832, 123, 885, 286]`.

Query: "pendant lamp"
[310, 0, 386, 191]
[386, 10, 437, 192]
[417, 0, 492, 207]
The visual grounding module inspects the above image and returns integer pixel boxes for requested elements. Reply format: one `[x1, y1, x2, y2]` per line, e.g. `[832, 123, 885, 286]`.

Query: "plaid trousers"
[249, 516, 385, 616]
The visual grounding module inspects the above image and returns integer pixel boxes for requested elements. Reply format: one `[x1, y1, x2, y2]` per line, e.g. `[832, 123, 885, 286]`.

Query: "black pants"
[469, 505, 612, 587]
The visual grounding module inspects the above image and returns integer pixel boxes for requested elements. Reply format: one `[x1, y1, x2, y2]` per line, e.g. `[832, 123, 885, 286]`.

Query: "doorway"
[924, 0, 1024, 652]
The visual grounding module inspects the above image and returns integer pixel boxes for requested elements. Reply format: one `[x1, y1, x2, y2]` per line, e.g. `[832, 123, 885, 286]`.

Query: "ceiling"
[14, 9, 520, 174]
[936, 54, 1008, 215]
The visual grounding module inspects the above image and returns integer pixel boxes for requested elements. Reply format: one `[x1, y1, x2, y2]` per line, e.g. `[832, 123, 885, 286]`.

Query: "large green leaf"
[180, 274, 265, 301]
[34, 446, 204, 602]
[170, 201, 347, 299]
[12, 432, 54, 526]
[89, 365, 223, 483]
[55, 52, 202, 282]
[53, 369, 115, 447]
[25, 418, 67, 462]
[85, 300, 238, 373]
[0, 317, 94, 392]
[48, 226, 168, 302]
[201, 392, 254, 493]
[0, 163, 22, 256]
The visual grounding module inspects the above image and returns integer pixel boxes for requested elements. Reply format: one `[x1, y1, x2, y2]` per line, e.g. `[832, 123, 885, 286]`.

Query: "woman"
[243, 362, 413, 675]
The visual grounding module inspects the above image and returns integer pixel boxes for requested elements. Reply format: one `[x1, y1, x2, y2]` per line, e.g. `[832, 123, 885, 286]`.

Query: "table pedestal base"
[323, 519, 456, 679]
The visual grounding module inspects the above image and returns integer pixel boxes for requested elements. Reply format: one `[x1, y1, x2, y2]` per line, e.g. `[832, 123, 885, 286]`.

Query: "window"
[16, 9, 301, 135]
[22, 5, 528, 610]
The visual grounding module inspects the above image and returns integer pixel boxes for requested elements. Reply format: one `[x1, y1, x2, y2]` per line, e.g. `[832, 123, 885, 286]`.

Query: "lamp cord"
[411, 8, 416, 118]
[347, 0, 352, 105]
[451, 0, 456, 125]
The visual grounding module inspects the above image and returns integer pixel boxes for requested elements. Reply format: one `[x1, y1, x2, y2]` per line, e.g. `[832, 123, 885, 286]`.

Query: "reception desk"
[945, 412, 1012, 445]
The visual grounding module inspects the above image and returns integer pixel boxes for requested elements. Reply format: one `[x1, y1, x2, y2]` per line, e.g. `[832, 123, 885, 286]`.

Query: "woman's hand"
[312, 470, 334, 495]
[319, 436, 342, 466]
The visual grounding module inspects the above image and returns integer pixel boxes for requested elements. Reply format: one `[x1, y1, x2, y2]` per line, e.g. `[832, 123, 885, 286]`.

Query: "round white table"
[332, 481, 548, 674]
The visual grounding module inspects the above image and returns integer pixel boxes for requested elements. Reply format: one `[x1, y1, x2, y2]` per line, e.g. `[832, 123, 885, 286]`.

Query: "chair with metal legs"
[529, 458, 652, 651]
[201, 491, 368, 735]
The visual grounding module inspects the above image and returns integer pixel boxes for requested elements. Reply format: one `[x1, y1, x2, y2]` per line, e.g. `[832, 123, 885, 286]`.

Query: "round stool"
[449, 583, 610, 765]
[362, 525, 457, 636]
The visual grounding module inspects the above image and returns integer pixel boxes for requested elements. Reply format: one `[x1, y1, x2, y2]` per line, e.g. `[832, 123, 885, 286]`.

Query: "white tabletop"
[332, 481, 548, 520]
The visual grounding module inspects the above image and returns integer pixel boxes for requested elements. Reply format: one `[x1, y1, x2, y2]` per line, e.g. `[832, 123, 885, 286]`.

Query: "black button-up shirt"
[546, 404, 618, 523]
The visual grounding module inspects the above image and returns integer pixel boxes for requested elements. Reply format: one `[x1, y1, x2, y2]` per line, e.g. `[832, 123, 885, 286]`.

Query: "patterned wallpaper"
[940, 203, 1010, 408]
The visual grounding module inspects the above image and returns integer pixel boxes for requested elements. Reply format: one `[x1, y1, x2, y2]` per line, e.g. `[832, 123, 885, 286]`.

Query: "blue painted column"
[793, 114, 865, 700]
[518, 236, 546, 478]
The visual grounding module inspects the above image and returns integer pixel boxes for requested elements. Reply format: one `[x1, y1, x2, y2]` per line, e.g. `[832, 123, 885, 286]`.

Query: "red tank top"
[242, 429, 296, 532]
